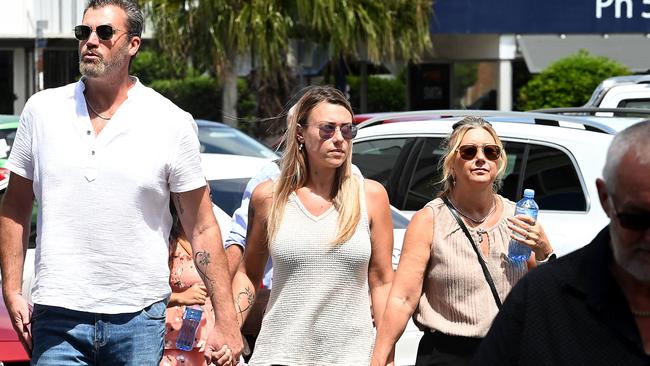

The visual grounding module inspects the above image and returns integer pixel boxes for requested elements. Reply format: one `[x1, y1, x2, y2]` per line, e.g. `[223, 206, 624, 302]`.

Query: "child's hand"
[180, 283, 208, 306]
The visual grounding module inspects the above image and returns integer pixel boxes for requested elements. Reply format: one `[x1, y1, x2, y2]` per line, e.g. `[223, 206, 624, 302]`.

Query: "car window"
[499, 141, 527, 201]
[404, 138, 444, 211]
[353, 138, 411, 187]
[394, 138, 586, 212]
[207, 178, 251, 217]
[198, 126, 277, 159]
[520, 143, 586, 211]
[617, 98, 650, 116]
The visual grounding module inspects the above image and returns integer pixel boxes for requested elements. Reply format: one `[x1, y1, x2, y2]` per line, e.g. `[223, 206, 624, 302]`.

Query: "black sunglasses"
[457, 144, 501, 161]
[317, 123, 358, 140]
[609, 196, 650, 231]
[74, 24, 124, 41]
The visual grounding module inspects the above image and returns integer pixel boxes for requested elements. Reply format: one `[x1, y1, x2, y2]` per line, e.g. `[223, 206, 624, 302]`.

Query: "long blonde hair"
[438, 116, 508, 198]
[268, 86, 361, 245]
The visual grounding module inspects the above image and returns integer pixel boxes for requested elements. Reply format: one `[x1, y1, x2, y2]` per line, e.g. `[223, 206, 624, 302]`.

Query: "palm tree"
[143, 0, 292, 126]
[294, 0, 432, 112]
[142, 0, 432, 126]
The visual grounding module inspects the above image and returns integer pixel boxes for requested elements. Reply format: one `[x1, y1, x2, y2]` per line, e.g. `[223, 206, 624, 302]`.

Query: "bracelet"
[536, 251, 557, 264]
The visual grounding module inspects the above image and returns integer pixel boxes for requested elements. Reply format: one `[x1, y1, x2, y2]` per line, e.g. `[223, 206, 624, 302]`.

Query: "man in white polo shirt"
[0, 1, 241, 365]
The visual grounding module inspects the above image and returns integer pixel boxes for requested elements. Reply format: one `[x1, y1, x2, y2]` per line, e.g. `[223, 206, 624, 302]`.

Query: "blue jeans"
[31, 300, 166, 365]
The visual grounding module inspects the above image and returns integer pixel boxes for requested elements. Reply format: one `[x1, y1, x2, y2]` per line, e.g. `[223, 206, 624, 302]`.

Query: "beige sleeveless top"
[249, 182, 374, 366]
[413, 195, 527, 337]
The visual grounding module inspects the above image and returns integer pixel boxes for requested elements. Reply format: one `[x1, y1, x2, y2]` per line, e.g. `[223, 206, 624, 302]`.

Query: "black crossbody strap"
[442, 197, 502, 309]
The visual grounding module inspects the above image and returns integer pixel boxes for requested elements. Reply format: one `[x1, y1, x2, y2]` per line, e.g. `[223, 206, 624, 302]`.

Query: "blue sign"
[431, 0, 650, 33]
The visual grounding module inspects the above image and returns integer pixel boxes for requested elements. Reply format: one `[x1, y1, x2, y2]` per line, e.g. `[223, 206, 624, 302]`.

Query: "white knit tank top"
[249, 185, 374, 366]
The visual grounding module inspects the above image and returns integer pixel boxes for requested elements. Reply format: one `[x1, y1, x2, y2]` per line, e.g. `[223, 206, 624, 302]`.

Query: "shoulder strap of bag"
[442, 197, 502, 309]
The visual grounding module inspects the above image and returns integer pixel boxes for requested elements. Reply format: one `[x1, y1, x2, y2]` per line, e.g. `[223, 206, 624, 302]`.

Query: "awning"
[518, 34, 650, 73]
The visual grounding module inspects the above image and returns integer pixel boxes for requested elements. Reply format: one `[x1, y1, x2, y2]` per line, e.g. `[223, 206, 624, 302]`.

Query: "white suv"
[584, 75, 650, 109]
[353, 110, 618, 257]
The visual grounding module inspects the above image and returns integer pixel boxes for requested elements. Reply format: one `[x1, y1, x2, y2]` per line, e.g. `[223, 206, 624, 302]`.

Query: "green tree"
[348, 75, 406, 113]
[142, 0, 432, 129]
[518, 50, 630, 110]
[130, 48, 185, 85]
[143, 0, 292, 126]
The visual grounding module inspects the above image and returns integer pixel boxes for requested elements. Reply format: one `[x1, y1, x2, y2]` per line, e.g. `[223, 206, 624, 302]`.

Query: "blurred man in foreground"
[473, 121, 650, 365]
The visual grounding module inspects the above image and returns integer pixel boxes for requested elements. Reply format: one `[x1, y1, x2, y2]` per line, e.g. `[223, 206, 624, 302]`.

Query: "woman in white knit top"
[371, 117, 555, 366]
[242, 86, 394, 366]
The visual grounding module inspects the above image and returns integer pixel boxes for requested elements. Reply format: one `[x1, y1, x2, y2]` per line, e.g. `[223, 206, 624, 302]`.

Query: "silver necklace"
[631, 309, 650, 317]
[449, 197, 497, 225]
[83, 93, 111, 120]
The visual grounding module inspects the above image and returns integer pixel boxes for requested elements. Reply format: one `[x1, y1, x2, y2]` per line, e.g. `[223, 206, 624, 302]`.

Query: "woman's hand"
[178, 283, 208, 306]
[507, 215, 553, 260]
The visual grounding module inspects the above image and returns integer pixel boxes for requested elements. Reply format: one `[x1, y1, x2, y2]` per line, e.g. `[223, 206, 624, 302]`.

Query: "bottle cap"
[523, 189, 535, 198]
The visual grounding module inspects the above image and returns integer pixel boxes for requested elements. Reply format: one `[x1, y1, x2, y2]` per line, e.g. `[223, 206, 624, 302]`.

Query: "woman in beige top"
[371, 116, 555, 366]
[242, 86, 394, 365]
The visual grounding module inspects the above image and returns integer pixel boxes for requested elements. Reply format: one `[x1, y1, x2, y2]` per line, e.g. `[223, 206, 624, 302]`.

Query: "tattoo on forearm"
[195, 250, 211, 267]
[174, 192, 184, 215]
[234, 287, 255, 325]
[194, 250, 215, 294]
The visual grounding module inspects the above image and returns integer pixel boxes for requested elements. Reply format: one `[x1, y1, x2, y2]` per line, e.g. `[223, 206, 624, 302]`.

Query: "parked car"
[0, 301, 29, 365]
[0, 177, 30, 365]
[196, 120, 278, 159]
[0, 115, 20, 182]
[584, 74, 650, 110]
[352, 110, 619, 257]
[0, 116, 277, 168]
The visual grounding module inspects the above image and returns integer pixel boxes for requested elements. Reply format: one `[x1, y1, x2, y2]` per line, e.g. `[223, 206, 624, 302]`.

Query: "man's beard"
[612, 238, 650, 283]
[79, 44, 128, 77]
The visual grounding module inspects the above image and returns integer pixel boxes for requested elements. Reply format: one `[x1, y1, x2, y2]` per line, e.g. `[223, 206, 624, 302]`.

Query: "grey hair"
[602, 120, 650, 188]
[84, 0, 143, 38]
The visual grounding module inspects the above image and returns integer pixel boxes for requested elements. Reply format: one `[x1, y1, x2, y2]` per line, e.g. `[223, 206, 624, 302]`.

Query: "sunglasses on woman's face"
[74, 24, 123, 41]
[317, 123, 358, 140]
[456, 144, 501, 161]
[609, 196, 650, 231]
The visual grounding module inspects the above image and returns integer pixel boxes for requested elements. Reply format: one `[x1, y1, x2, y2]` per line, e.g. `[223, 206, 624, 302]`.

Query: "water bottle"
[508, 189, 539, 263]
[176, 305, 203, 351]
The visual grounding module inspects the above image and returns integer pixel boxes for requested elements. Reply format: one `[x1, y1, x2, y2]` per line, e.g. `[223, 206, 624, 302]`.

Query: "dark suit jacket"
[472, 226, 650, 365]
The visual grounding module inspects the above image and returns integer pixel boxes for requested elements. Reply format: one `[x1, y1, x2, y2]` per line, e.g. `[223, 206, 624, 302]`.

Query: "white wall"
[0, 0, 85, 38]
[0, 0, 152, 39]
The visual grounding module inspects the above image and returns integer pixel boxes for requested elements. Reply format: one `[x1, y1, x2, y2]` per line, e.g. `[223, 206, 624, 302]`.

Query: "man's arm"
[172, 186, 243, 362]
[0, 173, 35, 353]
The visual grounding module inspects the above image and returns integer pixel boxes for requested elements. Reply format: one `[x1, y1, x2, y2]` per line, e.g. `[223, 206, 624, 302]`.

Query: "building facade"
[1, 0, 650, 115]
[413, 0, 650, 111]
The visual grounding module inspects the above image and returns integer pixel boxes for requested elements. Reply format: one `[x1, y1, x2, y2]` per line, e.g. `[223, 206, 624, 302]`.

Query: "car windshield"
[197, 122, 278, 159]
[208, 178, 252, 217]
